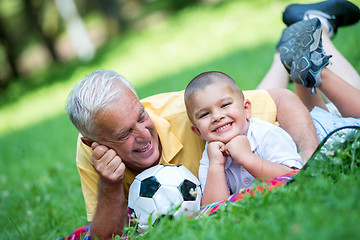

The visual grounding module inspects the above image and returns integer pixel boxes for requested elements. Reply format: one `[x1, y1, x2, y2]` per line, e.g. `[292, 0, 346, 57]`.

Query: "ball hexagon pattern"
[128, 164, 202, 230]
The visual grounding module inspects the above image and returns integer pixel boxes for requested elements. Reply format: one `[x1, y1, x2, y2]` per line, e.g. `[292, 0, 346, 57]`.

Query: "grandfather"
[66, 69, 318, 239]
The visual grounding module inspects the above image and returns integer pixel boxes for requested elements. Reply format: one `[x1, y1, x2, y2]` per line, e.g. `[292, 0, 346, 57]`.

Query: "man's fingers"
[90, 146, 126, 183]
[102, 149, 117, 164]
[91, 144, 109, 160]
[108, 156, 126, 182]
[91, 142, 100, 151]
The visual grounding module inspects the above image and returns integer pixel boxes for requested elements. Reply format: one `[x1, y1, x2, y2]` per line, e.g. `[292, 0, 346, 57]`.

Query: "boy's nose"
[212, 110, 224, 122]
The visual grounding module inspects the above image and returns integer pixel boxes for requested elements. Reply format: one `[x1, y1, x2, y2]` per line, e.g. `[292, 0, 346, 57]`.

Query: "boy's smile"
[190, 83, 251, 144]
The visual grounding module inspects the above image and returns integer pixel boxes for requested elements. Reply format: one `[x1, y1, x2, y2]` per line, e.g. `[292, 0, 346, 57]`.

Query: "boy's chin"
[212, 136, 235, 144]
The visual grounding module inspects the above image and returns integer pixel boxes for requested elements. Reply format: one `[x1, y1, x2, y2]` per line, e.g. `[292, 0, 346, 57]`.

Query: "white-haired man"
[66, 69, 318, 239]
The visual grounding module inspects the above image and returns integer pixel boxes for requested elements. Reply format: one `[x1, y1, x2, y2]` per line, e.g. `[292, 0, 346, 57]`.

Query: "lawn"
[0, 0, 359, 239]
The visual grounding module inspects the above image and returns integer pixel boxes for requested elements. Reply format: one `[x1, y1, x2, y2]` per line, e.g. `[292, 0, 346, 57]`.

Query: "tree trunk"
[0, 16, 19, 80]
[23, 0, 59, 61]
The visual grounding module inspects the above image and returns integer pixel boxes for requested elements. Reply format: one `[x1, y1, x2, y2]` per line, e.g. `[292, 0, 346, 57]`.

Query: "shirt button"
[244, 178, 250, 185]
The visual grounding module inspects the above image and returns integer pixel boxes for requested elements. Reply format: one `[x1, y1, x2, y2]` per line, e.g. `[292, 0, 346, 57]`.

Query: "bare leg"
[295, 67, 360, 118]
[322, 27, 360, 90]
[318, 68, 360, 118]
[294, 83, 328, 112]
[256, 52, 289, 90]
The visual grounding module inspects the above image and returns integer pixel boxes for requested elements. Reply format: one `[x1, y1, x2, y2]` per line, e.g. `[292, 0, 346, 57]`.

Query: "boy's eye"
[221, 102, 231, 108]
[199, 112, 209, 119]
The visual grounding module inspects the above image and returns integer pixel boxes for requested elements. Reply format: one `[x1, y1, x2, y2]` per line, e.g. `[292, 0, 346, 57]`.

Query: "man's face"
[94, 87, 161, 173]
[190, 84, 251, 144]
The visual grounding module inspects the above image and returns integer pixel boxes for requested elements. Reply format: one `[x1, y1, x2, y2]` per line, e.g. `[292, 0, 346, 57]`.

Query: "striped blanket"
[55, 170, 298, 240]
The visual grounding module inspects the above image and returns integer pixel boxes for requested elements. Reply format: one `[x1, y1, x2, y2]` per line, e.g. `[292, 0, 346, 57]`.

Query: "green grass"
[0, 0, 360, 239]
[139, 127, 360, 240]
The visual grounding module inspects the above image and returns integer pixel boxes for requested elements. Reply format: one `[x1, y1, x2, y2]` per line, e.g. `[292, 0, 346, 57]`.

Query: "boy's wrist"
[208, 162, 225, 173]
[232, 151, 254, 166]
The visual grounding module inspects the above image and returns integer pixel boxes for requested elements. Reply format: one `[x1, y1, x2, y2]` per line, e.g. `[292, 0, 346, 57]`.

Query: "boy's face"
[189, 84, 251, 144]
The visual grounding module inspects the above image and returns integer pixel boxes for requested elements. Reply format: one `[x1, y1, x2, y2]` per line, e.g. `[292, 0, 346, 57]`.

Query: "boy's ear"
[244, 99, 252, 120]
[81, 137, 94, 148]
[191, 125, 202, 137]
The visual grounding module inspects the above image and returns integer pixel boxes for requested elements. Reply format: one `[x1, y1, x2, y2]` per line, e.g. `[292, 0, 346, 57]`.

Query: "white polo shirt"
[198, 118, 303, 194]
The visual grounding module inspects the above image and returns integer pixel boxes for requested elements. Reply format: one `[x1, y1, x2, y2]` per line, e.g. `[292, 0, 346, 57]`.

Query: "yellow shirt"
[76, 89, 277, 221]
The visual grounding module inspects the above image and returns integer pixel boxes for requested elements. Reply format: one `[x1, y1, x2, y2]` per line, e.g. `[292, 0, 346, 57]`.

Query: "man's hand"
[90, 142, 126, 185]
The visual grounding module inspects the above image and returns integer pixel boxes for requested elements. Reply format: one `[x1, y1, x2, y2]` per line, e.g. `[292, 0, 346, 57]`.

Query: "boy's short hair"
[184, 71, 244, 122]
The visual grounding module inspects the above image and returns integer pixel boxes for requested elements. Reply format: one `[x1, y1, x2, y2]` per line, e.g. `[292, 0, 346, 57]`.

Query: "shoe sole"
[279, 18, 320, 77]
[289, 19, 322, 87]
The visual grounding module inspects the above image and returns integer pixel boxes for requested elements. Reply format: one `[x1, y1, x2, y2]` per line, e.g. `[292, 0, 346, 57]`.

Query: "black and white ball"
[128, 164, 202, 229]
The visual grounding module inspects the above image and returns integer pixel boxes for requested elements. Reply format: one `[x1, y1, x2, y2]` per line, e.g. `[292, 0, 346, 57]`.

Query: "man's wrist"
[98, 178, 125, 199]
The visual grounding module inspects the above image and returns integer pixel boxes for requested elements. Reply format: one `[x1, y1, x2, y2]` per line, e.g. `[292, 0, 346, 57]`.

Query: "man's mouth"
[135, 141, 152, 152]
[214, 123, 232, 132]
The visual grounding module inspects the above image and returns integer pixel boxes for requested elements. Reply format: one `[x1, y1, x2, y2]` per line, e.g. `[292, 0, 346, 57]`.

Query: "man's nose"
[134, 123, 150, 141]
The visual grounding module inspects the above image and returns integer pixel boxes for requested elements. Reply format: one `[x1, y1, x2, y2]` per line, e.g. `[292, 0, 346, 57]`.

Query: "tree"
[0, 14, 19, 81]
[22, 0, 59, 61]
[54, 0, 95, 61]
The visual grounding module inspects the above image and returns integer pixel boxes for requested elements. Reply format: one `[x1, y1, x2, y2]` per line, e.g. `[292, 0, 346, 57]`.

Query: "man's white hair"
[66, 69, 137, 141]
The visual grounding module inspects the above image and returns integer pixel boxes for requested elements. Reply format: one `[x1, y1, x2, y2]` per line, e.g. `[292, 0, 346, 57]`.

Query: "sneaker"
[290, 19, 332, 93]
[279, 18, 331, 93]
[277, 19, 319, 73]
[283, 0, 360, 36]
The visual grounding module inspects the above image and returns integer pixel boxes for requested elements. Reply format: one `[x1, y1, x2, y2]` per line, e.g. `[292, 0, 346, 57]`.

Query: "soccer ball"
[128, 164, 202, 230]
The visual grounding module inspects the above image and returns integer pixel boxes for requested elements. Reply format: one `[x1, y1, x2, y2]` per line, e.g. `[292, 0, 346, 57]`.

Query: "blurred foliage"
[0, 0, 203, 90]
[0, 0, 359, 239]
[0, 0, 359, 107]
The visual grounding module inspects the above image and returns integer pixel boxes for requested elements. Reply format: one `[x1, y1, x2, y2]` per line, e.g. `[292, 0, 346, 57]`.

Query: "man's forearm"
[90, 179, 128, 240]
[268, 88, 319, 163]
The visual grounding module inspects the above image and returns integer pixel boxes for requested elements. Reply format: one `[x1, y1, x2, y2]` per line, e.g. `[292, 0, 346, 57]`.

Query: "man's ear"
[191, 125, 202, 137]
[81, 137, 94, 148]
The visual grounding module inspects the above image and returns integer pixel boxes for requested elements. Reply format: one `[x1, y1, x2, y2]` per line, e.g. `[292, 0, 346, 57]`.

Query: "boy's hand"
[207, 141, 227, 167]
[90, 142, 126, 185]
[224, 135, 253, 165]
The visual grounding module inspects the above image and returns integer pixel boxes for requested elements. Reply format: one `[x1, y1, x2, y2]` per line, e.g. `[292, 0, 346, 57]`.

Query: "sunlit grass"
[0, 0, 359, 239]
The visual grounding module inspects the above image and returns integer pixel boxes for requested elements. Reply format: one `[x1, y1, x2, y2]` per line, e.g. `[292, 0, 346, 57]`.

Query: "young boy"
[184, 71, 303, 205]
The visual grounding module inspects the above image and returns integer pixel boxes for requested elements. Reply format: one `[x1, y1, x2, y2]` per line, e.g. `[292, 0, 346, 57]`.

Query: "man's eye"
[119, 131, 131, 140]
[139, 111, 148, 122]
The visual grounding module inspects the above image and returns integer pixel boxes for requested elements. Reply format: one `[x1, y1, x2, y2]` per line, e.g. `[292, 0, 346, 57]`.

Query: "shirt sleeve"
[258, 126, 303, 169]
[198, 144, 210, 193]
[76, 135, 99, 222]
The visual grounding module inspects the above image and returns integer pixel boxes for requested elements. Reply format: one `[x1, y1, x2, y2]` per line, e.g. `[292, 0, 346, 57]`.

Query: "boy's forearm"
[234, 153, 292, 182]
[201, 164, 229, 206]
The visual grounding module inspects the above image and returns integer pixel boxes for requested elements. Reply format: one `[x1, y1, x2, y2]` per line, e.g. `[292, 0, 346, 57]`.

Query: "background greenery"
[0, 0, 359, 239]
